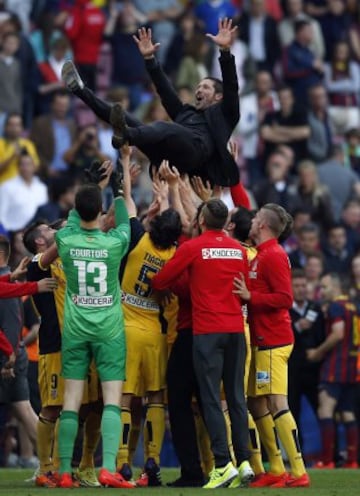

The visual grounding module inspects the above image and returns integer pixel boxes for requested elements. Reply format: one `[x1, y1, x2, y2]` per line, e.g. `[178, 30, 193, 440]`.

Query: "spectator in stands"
[0, 152, 48, 232]
[237, 70, 279, 185]
[0, 113, 39, 185]
[289, 269, 325, 451]
[176, 31, 210, 92]
[319, 0, 351, 61]
[283, 19, 324, 102]
[62, 124, 108, 180]
[37, 36, 70, 114]
[322, 223, 354, 275]
[294, 159, 334, 228]
[306, 84, 333, 163]
[317, 145, 360, 221]
[349, 5, 360, 62]
[349, 253, 360, 303]
[133, 0, 184, 64]
[252, 149, 300, 212]
[304, 251, 324, 300]
[289, 222, 321, 268]
[29, 10, 66, 64]
[340, 199, 360, 253]
[282, 206, 312, 254]
[343, 128, 360, 175]
[30, 90, 76, 180]
[32, 176, 76, 224]
[304, 0, 329, 19]
[260, 85, 310, 164]
[55, 0, 106, 91]
[105, 0, 147, 111]
[0, 32, 22, 132]
[238, 0, 280, 74]
[278, 0, 325, 59]
[324, 40, 360, 135]
[194, 0, 238, 36]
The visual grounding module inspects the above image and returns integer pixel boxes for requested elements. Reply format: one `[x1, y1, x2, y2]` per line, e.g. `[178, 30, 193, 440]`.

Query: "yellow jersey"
[0, 138, 40, 184]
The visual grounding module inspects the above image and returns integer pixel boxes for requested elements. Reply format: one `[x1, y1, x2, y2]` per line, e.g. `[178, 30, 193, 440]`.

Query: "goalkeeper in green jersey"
[55, 158, 134, 489]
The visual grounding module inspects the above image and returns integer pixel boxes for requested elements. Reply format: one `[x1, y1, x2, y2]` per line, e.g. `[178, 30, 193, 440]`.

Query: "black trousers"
[167, 329, 204, 480]
[75, 87, 208, 174]
[193, 332, 249, 468]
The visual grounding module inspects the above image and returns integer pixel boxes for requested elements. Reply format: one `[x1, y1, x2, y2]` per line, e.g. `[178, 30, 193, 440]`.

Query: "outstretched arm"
[207, 18, 239, 126]
[133, 27, 183, 120]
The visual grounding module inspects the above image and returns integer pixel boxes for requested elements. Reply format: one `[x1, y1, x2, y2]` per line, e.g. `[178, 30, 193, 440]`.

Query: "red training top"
[169, 269, 192, 331]
[0, 274, 39, 299]
[152, 230, 248, 335]
[248, 238, 294, 347]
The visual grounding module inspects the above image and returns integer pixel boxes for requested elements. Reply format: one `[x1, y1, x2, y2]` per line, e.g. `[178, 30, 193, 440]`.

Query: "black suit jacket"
[145, 51, 240, 186]
[239, 14, 280, 72]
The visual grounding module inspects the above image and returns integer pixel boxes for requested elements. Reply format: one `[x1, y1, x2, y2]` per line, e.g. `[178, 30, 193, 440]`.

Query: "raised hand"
[159, 160, 180, 188]
[206, 17, 237, 50]
[191, 176, 212, 202]
[133, 27, 160, 59]
[10, 256, 31, 281]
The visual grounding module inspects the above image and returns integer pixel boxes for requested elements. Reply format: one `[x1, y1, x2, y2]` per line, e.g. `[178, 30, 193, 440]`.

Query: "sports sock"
[344, 421, 358, 464]
[274, 410, 306, 477]
[129, 419, 142, 465]
[318, 418, 335, 465]
[52, 417, 60, 471]
[79, 411, 101, 470]
[37, 415, 57, 474]
[116, 407, 131, 469]
[194, 411, 214, 476]
[248, 412, 264, 474]
[255, 412, 285, 475]
[58, 410, 79, 474]
[223, 408, 235, 465]
[101, 404, 121, 472]
[145, 403, 165, 465]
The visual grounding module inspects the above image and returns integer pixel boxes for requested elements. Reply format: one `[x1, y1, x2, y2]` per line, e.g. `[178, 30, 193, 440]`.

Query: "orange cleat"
[57, 473, 74, 488]
[98, 468, 135, 488]
[313, 461, 335, 469]
[285, 472, 310, 488]
[35, 472, 57, 488]
[135, 472, 149, 487]
[249, 472, 288, 487]
[343, 462, 359, 469]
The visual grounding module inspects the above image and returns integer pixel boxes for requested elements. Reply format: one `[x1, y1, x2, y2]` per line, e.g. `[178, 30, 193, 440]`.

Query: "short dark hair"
[50, 176, 75, 202]
[4, 112, 22, 127]
[23, 220, 48, 254]
[149, 208, 182, 249]
[262, 203, 293, 239]
[230, 206, 255, 242]
[292, 268, 306, 279]
[204, 77, 223, 95]
[75, 184, 103, 222]
[294, 19, 310, 34]
[0, 235, 10, 260]
[202, 199, 228, 230]
[327, 222, 345, 235]
[298, 222, 319, 236]
[51, 88, 70, 101]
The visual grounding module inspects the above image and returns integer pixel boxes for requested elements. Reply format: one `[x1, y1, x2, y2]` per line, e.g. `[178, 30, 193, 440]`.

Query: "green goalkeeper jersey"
[55, 198, 130, 341]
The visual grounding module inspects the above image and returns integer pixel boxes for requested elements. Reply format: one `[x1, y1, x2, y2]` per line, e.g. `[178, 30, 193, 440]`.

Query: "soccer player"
[24, 220, 102, 488]
[61, 19, 240, 186]
[307, 273, 359, 469]
[233, 203, 310, 488]
[152, 198, 253, 489]
[54, 163, 133, 488]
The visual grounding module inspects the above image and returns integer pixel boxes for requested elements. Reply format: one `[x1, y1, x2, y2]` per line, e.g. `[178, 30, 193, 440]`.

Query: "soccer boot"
[203, 461, 238, 489]
[228, 460, 255, 488]
[110, 102, 128, 149]
[135, 472, 149, 487]
[61, 60, 84, 92]
[144, 457, 162, 486]
[285, 472, 311, 488]
[73, 467, 101, 487]
[313, 460, 335, 469]
[118, 462, 133, 481]
[35, 472, 57, 488]
[343, 461, 359, 468]
[249, 471, 288, 487]
[57, 473, 76, 488]
[98, 468, 135, 488]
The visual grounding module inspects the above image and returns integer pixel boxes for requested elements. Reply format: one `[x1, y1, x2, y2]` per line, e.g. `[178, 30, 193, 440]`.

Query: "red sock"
[319, 418, 335, 464]
[344, 421, 358, 464]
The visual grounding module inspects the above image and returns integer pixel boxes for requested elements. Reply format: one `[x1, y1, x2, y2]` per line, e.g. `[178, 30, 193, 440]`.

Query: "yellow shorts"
[38, 352, 64, 407]
[247, 344, 293, 397]
[123, 326, 167, 395]
[39, 352, 100, 407]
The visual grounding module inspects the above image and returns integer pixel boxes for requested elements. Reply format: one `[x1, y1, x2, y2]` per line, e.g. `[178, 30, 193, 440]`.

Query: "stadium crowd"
[0, 0, 360, 489]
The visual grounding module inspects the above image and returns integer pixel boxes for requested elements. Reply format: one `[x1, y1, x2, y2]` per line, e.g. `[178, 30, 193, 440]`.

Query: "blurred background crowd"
[1, 0, 360, 471]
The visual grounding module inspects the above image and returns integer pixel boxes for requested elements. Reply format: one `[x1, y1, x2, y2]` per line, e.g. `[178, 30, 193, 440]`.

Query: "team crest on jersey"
[202, 248, 243, 259]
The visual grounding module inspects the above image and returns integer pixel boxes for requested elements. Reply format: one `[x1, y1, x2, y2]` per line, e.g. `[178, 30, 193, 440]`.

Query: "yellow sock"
[128, 422, 141, 465]
[116, 407, 131, 469]
[79, 412, 101, 470]
[274, 410, 306, 478]
[37, 415, 56, 474]
[194, 411, 213, 477]
[145, 404, 165, 465]
[223, 408, 235, 465]
[52, 417, 60, 472]
[248, 412, 264, 475]
[255, 412, 285, 475]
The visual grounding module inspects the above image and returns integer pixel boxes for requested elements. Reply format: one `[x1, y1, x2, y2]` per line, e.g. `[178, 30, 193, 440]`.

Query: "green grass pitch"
[0, 468, 359, 495]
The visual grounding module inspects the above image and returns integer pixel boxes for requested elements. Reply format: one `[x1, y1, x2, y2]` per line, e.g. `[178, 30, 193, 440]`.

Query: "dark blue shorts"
[319, 382, 356, 412]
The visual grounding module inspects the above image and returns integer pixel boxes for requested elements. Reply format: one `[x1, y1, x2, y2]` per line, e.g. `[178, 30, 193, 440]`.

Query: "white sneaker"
[61, 60, 84, 91]
[228, 460, 255, 488]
